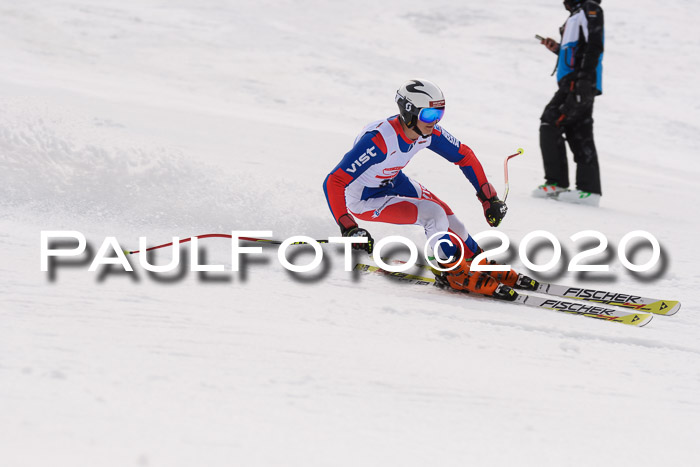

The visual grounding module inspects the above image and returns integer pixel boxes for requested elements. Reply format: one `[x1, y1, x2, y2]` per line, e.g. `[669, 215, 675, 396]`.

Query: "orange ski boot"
[434, 255, 517, 301]
[467, 256, 540, 291]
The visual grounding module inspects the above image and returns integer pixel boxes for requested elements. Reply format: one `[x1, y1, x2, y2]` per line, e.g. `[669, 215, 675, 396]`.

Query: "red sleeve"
[323, 168, 355, 222]
[456, 144, 489, 188]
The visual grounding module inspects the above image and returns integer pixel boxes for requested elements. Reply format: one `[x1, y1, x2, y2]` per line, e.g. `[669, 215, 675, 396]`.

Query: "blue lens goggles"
[418, 107, 445, 124]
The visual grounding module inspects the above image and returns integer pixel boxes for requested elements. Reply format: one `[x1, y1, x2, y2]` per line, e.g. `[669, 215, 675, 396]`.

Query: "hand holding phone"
[536, 35, 560, 53]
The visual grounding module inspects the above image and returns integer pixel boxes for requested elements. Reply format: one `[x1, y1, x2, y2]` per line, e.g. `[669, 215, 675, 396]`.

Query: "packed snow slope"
[2, 1, 700, 466]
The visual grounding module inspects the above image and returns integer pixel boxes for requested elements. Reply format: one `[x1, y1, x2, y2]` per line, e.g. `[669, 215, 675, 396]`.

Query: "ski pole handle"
[503, 148, 524, 203]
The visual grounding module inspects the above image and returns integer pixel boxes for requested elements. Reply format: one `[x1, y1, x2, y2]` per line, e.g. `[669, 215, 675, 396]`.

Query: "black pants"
[539, 83, 601, 195]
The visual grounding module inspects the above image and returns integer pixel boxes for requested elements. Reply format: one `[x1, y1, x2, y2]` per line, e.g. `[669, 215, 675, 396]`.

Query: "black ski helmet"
[563, 0, 584, 11]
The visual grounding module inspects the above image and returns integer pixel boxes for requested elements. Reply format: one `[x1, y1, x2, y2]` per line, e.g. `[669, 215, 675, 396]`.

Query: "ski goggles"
[418, 107, 445, 124]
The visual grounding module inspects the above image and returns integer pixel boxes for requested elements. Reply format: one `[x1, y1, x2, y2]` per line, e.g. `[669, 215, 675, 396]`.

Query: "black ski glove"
[338, 214, 374, 254]
[477, 183, 507, 227]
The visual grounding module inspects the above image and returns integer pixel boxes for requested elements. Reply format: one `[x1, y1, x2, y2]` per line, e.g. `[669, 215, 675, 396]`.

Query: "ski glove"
[477, 183, 507, 227]
[338, 214, 374, 254]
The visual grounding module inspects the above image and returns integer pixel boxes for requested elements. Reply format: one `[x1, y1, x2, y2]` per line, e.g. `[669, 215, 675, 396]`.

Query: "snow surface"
[2, 1, 700, 466]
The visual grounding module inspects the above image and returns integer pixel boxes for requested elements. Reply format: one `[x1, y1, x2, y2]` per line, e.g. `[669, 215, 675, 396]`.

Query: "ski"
[381, 259, 681, 316]
[355, 264, 436, 285]
[354, 264, 653, 327]
[532, 283, 680, 316]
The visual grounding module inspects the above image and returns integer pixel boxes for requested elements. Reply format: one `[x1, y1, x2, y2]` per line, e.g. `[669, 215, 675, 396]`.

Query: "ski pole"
[503, 148, 525, 203]
[125, 234, 330, 255]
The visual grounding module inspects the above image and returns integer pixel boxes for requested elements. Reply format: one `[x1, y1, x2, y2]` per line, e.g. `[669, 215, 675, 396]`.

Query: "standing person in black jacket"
[534, 0, 604, 206]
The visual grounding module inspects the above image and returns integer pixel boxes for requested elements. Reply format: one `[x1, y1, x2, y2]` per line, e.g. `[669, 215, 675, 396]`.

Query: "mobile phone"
[535, 34, 545, 41]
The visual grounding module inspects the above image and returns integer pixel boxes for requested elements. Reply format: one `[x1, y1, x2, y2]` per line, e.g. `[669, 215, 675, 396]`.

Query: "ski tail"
[353, 264, 435, 285]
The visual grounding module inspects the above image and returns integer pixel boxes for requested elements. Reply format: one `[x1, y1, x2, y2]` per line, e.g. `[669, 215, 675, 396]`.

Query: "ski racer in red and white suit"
[323, 115, 494, 261]
[323, 80, 537, 299]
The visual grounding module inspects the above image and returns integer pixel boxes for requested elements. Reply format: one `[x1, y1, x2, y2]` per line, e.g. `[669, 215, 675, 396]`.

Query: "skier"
[534, 0, 604, 206]
[323, 79, 537, 301]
